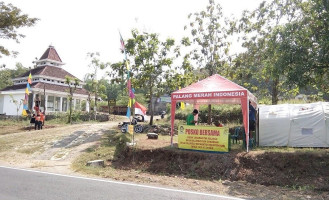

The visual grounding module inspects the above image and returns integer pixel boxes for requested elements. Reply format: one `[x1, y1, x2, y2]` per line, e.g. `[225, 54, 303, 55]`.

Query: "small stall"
[170, 74, 257, 152]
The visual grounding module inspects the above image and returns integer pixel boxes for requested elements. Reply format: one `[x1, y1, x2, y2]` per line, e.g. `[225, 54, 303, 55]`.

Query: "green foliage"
[235, 0, 329, 104]
[0, 2, 38, 58]
[69, 110, 82, 122]
[184, 0, 230, 77]
[85, 52, 110, 120]
[65, 76, 79, 124]
[0, 63, 29, 89]
[172, 104, 242, 125]
[115, 29, 176, 125]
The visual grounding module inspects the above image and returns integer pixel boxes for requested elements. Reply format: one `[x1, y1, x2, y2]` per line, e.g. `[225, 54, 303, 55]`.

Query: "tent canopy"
[170, 74, 258, 151]
[172, 74, 257, 106]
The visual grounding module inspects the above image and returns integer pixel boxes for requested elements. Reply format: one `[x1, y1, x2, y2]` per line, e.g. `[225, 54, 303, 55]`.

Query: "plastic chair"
[231, 127, 240, 144]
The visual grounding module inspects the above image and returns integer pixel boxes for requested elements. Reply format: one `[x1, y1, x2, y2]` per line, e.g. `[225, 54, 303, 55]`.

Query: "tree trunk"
[69, 98, 72, 124]
[149, 86, 154, 125]
[207, 104, 212, 125]
[94, 92, 97, 121]
[272, 78, 279, 105]
[108, 100, 110, 114]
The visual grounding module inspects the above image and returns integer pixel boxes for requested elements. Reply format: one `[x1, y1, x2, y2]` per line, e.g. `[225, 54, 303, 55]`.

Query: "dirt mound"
[112, 147, 329, 191]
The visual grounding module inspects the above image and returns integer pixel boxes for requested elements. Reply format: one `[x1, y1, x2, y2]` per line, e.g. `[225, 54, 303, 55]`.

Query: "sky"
[2, 0, 264, 80]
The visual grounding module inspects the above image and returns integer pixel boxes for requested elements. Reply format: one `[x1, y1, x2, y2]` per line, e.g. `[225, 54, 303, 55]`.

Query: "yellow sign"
[178, 125, 229, 152]
[109, 99, 116, 106]
[128, 125, 134, 135]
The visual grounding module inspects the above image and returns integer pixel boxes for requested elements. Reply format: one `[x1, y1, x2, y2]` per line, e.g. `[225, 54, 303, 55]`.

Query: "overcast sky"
[2, 0, 264, 80]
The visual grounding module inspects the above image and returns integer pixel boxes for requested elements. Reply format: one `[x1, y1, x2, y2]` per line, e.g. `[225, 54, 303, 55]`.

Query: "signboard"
[109, 99, 116, 106]
[128, 125, 134, 135]
[160, 96, 171, 103]
[178, 125, 229, 152]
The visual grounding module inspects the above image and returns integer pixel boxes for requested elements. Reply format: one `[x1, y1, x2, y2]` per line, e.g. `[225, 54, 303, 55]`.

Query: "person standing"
[186, 109, 198, 125]
[249, 101, 256, 132]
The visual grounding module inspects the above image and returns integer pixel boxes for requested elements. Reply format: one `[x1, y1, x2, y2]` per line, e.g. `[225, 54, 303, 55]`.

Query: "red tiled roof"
[16, 66, 79, 80]
[1, 82, 89, 96]
[40, 46, 62, 62]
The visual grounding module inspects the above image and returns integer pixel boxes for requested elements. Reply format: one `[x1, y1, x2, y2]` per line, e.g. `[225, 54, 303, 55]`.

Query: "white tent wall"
[259, 102, 329, 147]
[323, 103, 329, 145]
[259, 104, 291, 146]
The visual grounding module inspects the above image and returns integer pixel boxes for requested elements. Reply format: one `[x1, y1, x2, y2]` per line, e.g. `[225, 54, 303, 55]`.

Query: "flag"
[119, 32, 125, 51]
[135, 101, 147, 116]
[181, 102, 185, 110]
[22, 72, 32, 116]
[126, 107, 131, 118]
[25, 87, 29, 95]
[22, 109, 28, 116]
[26, 83, 31, 90]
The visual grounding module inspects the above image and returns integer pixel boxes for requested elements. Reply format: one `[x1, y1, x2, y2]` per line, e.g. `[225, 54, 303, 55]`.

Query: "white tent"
[259, 102, 329, 147]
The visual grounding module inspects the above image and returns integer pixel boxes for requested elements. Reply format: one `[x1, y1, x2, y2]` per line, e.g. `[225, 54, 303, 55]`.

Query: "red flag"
[135, 102, 147, 116]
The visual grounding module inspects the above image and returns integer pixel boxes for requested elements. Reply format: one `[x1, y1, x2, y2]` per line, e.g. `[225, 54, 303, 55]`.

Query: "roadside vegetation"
[72, 124, 329, 199]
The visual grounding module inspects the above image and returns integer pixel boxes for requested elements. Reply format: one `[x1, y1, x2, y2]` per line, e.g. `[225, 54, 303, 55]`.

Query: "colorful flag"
[135, 102, 147, 116]
[22, 72, 32, 116]
[119, 32, 125, 51]
[22, 109, 28, 116]
[126, 107, 131, 118]
[181, 102, 185, 110]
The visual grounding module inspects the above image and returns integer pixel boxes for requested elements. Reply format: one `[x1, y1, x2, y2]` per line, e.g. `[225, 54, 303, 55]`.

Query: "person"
[30, 113, 36, 131]
[215, 121, 224, 127]
[35, 113, 41, 130]
[39, 110, 45, 128]
[186, 109, 198, 125]
[249, 101, 256, 132]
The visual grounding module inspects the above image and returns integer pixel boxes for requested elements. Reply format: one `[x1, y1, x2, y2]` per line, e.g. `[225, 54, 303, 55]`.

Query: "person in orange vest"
[39, 110, 45, 129]
[35, 113, 41, 130]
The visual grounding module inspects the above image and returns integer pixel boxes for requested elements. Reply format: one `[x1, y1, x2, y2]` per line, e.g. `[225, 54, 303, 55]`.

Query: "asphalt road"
[0, 166, 244, 200]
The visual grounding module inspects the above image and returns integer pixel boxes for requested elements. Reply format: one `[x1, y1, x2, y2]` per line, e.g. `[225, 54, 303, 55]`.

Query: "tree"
[65, 76, 79, 124]
[184, 0, 230, 123]
[236, 0, 329, 104]
[9, 94, 22, 121]
[86, 52, 109, 120]
[123, 29, 176, 125]
[0, 62, 29, 89]
[0, 2, 38, 58]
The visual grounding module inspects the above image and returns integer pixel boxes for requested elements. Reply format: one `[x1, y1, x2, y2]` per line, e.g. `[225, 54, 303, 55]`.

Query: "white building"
[0, 45, 90, 115]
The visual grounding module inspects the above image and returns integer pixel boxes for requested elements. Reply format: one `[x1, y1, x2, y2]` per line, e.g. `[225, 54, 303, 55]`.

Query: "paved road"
[0, 166, 244, 200]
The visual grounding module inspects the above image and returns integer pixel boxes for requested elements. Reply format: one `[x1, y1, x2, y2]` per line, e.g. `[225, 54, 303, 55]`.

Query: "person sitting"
[186, 109, 198, 125]
[215, 121, 224, 127]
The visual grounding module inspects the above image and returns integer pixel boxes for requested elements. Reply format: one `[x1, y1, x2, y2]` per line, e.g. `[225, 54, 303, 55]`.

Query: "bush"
[169, 104, 242, 125]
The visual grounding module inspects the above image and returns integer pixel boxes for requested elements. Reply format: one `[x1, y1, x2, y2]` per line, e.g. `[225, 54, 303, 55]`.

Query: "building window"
[47, 96, 54, 111]
[62, 97, 67, 112]
[75, 99, 81, 110]
[55, 97, 61, 111]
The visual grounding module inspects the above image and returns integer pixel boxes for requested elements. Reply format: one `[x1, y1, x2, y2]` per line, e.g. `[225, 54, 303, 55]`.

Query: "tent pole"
[170, 100, 176, 147]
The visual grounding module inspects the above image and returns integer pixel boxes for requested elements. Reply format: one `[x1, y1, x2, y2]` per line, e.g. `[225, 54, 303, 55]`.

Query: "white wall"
[0, 95, 4, 114]
[2, 93, 25, 116]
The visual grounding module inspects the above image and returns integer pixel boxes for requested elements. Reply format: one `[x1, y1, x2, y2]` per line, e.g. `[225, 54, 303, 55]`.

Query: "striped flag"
[28, 73, 32, 84]
[22, 72, 32, 116]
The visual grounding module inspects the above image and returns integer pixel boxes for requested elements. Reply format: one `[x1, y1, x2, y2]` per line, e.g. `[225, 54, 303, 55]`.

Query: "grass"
[72, 130, 124, 172]
[17, 145, 44, 154]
